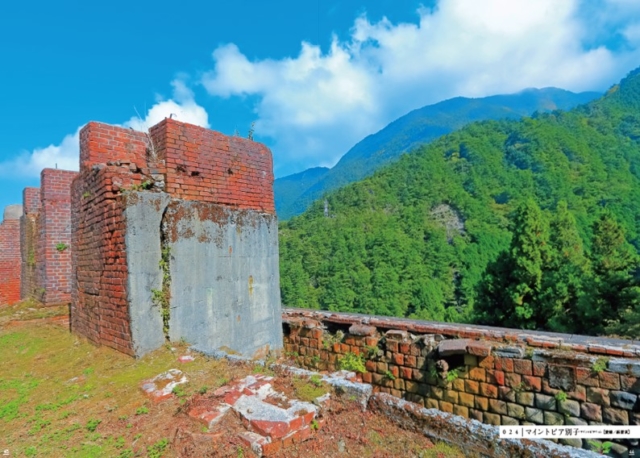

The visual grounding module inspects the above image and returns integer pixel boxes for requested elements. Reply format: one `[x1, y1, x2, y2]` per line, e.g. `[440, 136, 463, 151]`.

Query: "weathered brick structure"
[20, 187, 41, 300]
[71, 119, 282, 357]
[0, 205, 23, 304]
[32, 169, 77, 305]
[17, 170, 77, 305]
[284, 308, 640, 453]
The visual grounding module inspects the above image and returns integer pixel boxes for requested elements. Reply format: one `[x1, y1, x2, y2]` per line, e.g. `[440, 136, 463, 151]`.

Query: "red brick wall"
[72, 121, 161, 355]
[150, 119, 275, 213]
[71, 165, 144, 356]
[72, 119, 276, 355]
[20, 187, 41, 300]
[36, 169, 78, 305]
[0, 207, 22, 304]
[80, 121, 147, 168]
[23, 187, 41, 214]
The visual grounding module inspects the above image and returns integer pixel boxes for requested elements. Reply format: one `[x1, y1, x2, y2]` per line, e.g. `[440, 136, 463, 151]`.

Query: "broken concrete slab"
[385, 329, 411, 341]
[608, 358, 640, 376]
[276, 365, 373, 410]
[467, 340, 492, 357]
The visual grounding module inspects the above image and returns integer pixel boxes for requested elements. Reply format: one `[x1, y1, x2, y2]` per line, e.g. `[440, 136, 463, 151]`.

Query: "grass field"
[0, 302, 250, 457]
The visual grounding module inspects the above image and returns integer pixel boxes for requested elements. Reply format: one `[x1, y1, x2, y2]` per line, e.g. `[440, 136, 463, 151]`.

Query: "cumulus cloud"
[124, 79, 209, 131]
[0, 78, 209, 178]
[201, 0, 640, 176]
[0, 130, 83, 178]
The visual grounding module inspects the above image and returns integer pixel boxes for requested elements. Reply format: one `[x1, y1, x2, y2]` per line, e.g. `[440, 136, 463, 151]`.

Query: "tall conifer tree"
[476, 199, 550, 329]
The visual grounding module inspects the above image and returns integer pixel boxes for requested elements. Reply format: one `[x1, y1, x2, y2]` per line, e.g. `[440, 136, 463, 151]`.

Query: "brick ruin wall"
[13, 170, 78, 306]
[72, 119, 281, 357]
[71, 122, 149, 355]
[36, 169, 77, 304]
[20, 187, 41, 299]
[149, 119, 274, 212]
[283, 309, 640, 451]
[0, 205, 23, 304]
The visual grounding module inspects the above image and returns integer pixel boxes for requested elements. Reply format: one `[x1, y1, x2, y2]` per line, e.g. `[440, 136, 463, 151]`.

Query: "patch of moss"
[292, 376, 330, 403]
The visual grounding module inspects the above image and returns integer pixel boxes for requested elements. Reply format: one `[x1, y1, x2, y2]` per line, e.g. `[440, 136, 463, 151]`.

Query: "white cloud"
[124, 79, 209, 131]
[0, 130, 83, 178]
[201, 0, 640, 176]
[0, 79, 210, 178]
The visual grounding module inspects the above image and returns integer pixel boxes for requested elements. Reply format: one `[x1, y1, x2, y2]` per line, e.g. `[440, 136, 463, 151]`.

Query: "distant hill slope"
[275, 88, 601, 220]
[274, 167, 329, 217]
[278, 68, 640, 325]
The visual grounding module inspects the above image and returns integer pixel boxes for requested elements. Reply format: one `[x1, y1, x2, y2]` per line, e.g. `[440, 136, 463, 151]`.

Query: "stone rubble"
[140, 369, 188, 403]
[185, 373, 326, 457]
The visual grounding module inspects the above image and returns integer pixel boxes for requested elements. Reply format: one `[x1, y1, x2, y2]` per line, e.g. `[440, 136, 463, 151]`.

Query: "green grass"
[0, 302, 251, 457]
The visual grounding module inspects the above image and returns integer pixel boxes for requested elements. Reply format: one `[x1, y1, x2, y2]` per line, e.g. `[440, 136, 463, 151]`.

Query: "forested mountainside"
[279, 68, 640, 338]
[274, 167, 329, 216]
[275, 88, 601, 220]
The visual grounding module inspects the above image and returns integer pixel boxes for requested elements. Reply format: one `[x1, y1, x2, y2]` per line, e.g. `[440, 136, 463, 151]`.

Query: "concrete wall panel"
[164, 201, 282, 358]
[124, 192, 170, 357]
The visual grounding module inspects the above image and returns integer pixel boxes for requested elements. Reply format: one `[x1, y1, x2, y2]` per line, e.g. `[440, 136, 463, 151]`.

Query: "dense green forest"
[279, 68, 640, 338]
[275, 87, 600, 220]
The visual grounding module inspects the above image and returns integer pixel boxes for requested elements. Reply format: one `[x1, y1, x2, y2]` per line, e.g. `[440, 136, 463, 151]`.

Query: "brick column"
[0, 205, 23, 304]
[37, 169, 78, 305]
[21, 187, 41, 300]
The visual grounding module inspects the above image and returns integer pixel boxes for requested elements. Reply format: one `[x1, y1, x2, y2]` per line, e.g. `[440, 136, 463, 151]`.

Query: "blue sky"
[2, 0, 640, 215]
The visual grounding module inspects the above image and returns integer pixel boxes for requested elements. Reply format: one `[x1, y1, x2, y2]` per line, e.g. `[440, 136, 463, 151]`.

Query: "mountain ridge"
[275, 87, 601, 220]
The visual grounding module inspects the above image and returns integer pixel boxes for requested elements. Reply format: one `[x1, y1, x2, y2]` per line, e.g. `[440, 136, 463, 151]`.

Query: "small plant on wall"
[591, 356, 609, 374]
[337, 352, 367, 374]
[445, 368, 460, 383]
[322, 330, 344, 350]
[55, 242, 69, 252]
[587, 440, 613, 455]
[554, 390, 568, 402]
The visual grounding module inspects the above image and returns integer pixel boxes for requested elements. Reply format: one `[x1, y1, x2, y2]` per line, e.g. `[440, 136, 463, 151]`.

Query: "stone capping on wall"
[283, 308, 640, 358]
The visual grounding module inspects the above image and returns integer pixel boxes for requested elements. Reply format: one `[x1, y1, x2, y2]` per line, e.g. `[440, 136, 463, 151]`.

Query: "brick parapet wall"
[73, 121, 157, 354]
[0, 207, 22, 304]
[36, 169, 78, 305]
[20, 188, 40, 300]
[23, 187, 41, 214]
[283, 309, 640, 450]
[151, 119, 275, 213]
[80, 122, 147, 169]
